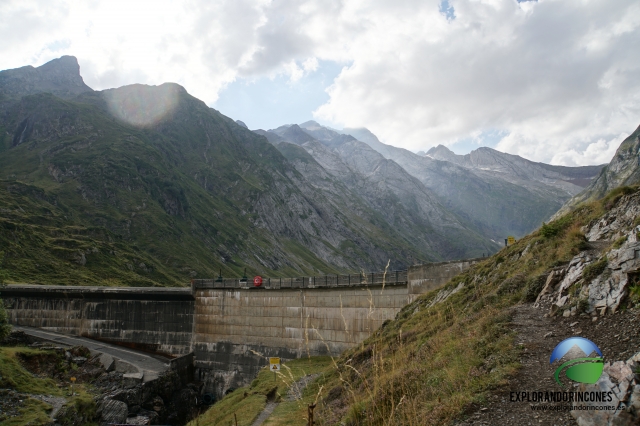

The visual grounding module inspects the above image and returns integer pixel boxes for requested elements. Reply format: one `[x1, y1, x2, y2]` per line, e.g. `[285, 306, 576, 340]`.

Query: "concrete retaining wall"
[408, 258, 482, 302]
[193, 285, 407, 396]
[2, 285, 194, 356]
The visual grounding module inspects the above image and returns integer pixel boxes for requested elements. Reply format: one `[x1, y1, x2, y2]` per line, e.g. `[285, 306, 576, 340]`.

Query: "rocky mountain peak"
[341, 127, 381, 146]
[426, 144, 455, 158]
[37, 55, 83, 76]
[299, 120, 322, 130]
[280, 124, 315, 145]
[101, 83, 188, 128]
[0, 55, 93, 100]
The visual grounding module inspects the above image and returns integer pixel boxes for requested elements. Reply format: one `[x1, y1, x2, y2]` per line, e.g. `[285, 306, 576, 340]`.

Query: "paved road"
[13, 325, 171, 381]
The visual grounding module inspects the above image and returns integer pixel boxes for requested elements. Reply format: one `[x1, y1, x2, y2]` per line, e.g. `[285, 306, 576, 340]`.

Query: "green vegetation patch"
[190, 357, 333, 426]
[0, 347, 63, 395]
[0, 397, 54, 426]
[582, 257, 608, 283]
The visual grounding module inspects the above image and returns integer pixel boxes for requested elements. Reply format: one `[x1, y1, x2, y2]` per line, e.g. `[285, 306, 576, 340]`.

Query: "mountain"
[0, 56, 92, 102]
[424, 144, 603, 193]
[557, 124, 640, 215]
[342, 126, 604, 240]
[258, 124, 498, 261]
[0, 56, 492, 286]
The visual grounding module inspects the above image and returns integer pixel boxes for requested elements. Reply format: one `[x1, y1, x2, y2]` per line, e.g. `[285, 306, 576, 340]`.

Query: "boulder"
[123, 372, 144, 389]
[98, 399, 128, 425]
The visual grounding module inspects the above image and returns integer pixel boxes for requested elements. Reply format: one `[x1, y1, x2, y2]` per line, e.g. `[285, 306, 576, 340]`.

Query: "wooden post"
[308, 403, 316, 425]
[234, 413, 238, 426]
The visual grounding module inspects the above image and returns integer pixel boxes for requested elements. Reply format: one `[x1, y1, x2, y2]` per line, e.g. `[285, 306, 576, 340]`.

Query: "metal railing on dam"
[191, 270, 408, 290]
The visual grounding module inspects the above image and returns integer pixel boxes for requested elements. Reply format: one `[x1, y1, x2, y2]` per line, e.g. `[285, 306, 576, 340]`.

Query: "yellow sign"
[507, 236, 516, 246]
[269, 357, 280, 371]
[70, 377, 76, 383]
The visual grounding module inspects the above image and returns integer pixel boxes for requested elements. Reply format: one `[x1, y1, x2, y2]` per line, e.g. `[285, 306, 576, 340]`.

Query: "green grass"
[189, 357, 334, 426]
[0, 398, 54, 426]
[55, 386, 98, 426]
[0, 347, 66, 426]
[0, 347, 63, 395]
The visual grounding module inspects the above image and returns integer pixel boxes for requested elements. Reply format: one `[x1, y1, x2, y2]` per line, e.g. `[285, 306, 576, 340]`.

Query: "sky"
[1, 0, 638, 166]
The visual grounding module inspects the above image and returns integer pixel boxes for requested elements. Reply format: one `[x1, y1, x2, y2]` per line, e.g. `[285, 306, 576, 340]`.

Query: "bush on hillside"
[602, 186, 637, 210]
[540, 216, 572, 238]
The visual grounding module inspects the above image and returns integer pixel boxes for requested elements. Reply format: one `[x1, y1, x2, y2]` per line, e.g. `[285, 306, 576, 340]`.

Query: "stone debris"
[97, 398, 129, 425]
[427, 282, 465, 308]
[123, 372, 144, 388]
[571, 351, 640, 426]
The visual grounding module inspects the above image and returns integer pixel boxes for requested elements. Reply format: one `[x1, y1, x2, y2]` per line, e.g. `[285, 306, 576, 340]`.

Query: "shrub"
[582, 258, 607, 283]
[613, 236, 628, 249]
[540, 216, 572, 238]
[601, 186, 637, 210]
[523, 274, 547, 302]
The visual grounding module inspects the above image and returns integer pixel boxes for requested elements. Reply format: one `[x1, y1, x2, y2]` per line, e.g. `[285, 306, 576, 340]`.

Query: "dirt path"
[251, 374, 320, 426]
[455, 303, 640, 426]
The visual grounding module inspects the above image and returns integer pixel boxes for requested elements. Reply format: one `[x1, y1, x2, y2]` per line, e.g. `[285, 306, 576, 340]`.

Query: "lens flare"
[103, 83, 182, 128]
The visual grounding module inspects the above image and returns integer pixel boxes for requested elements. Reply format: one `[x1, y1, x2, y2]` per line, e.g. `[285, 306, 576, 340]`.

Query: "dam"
[2, 258, 480, 398]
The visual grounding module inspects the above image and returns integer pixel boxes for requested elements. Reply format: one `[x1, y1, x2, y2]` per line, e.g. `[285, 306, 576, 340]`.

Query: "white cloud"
[1, 0, 638, 165]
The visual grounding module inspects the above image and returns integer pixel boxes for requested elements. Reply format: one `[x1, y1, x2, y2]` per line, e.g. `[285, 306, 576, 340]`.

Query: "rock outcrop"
[571, 352, 640, 426]
[535, 190, 640, 317]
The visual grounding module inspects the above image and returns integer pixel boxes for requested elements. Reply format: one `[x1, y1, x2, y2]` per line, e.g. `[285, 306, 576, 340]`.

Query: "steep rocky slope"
[263, 124, 498, 261]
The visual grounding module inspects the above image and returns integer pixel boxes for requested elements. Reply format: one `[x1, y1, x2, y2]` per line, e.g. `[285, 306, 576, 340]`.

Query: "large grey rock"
[98, 399, 128, 425]
[123, 372, 144, 389]
[99, 354, 115, 372]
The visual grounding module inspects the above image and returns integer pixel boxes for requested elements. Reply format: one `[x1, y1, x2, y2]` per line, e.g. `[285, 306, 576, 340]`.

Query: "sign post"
[507, 236, 516, 246]
[70, 376, 76, 396]
[269, 357, 280, 381]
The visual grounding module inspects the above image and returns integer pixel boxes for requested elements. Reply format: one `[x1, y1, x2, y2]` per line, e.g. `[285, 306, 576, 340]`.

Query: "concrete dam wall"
[3, 258, 481, 397]
[2, 285, 194, 356]
[193, 283, 408, 396]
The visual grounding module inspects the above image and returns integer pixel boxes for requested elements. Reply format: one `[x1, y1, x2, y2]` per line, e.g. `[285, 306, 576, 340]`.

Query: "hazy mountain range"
[0, 56, 620, 287]
[256, 121, 604, 246]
